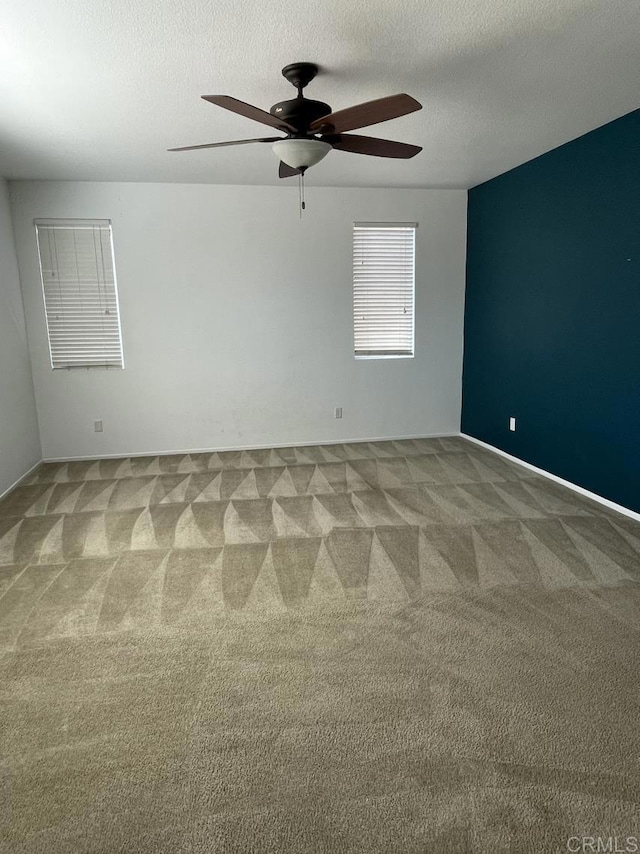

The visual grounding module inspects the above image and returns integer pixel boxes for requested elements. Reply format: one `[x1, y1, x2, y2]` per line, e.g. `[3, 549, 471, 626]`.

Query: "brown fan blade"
[310, 94, 421, 134]
[202, 95, 296, 133]
[168, 137, 281, 152]
[326, 134, 422, 159]
[279, 161, 300, 178]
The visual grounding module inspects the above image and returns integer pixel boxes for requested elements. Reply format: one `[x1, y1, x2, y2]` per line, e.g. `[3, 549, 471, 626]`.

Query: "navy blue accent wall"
[462, 109, 640, 512]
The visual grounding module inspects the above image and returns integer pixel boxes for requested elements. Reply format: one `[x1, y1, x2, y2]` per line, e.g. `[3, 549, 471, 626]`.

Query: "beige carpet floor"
[1, 436, 639, 853]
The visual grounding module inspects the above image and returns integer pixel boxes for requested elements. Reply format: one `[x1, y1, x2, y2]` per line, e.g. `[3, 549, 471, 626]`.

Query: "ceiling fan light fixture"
[271, 138, 331, 170]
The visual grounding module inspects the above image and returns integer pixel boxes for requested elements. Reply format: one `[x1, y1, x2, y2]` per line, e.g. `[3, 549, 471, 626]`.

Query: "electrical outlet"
[94, 420, 103, 433]
[334, 407, 343, 419]
[509, 417, 516, 432]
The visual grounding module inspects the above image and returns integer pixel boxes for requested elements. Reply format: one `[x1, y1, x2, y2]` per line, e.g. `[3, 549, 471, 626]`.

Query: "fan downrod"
[281, 62, 319, 92]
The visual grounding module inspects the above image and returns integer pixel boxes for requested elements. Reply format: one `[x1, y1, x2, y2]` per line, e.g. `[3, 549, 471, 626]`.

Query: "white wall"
[10, 181, 467, 460]
[0, 179, 41, 493]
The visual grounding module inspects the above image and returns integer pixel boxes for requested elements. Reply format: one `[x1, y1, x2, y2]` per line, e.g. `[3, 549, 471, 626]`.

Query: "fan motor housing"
[270, 98, 332, 133]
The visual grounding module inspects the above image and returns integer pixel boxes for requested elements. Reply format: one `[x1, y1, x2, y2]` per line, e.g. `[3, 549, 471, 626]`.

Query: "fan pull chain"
[298, 170, 307, 218]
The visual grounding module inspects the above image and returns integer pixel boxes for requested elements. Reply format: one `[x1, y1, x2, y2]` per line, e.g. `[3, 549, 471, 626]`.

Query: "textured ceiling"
[0, 0, 639, 188]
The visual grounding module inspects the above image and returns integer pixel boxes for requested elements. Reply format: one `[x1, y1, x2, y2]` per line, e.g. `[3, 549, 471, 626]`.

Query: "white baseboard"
[0, 461, 42, 502]
[460, 432, 640, 523]
[42, 432, 460, 464]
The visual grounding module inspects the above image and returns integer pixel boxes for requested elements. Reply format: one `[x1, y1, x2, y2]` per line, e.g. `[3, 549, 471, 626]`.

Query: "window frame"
[34, 218, 125, 371]
[352, 221, 417, 360]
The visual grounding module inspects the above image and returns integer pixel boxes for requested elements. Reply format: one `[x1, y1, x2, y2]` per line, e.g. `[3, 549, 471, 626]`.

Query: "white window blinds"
[35, 219, 124, 369]
[353, 222, 416, 357]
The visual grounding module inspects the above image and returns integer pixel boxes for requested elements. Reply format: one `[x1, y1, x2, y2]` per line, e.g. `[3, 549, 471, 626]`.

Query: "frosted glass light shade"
[271, 138, 331, 170]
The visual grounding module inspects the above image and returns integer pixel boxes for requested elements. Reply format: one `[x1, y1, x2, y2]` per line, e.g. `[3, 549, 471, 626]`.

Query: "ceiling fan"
[169, 62, 423, 178]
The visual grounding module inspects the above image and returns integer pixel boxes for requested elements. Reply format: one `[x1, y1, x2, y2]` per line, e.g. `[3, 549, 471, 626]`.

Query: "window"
[353, 222, 416, 358]
[35, 219, 124, 369]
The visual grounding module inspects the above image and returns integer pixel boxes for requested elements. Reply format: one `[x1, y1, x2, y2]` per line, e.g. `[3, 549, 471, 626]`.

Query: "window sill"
[354, 354, 414, 360]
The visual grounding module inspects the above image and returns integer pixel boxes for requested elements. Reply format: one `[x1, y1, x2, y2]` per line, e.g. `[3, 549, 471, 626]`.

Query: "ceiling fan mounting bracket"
[281, 62, 319, 92]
